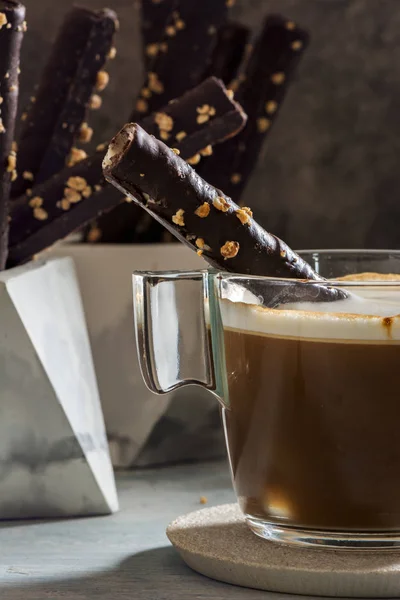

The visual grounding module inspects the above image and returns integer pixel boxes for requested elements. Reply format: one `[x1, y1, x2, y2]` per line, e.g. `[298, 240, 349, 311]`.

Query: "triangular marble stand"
[0, 257, 118, 518]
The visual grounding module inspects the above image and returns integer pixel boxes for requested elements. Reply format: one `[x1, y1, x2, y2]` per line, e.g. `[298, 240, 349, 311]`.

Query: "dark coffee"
[222, 322, 400, 532]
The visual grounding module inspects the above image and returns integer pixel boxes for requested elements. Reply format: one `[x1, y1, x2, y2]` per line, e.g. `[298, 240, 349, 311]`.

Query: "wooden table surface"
[0, 460, 293, 600]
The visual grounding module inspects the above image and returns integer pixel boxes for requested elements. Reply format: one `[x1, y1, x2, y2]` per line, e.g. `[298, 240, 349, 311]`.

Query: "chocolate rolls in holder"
[0, 0, 25, 269]
[7, 78, 247, 265]
[199, 14, 309, 204]
[12, 7, 118, 197]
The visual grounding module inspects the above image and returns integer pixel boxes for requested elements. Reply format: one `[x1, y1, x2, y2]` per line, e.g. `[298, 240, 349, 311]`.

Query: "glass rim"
[133, 249, 400, 288]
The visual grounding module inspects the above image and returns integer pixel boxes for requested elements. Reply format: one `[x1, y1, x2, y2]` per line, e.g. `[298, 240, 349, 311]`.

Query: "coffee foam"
[221, 273, 400, 342]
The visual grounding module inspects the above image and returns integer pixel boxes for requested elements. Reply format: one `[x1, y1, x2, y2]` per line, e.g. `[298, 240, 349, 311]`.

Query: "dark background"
[19, 0, 400, 249]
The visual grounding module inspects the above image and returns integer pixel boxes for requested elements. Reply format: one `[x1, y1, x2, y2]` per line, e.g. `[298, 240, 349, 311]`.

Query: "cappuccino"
[221, 274, 400, 531]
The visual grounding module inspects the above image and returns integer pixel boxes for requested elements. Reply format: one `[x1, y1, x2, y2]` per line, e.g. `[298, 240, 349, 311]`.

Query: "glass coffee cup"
[133, 250, 400, 549]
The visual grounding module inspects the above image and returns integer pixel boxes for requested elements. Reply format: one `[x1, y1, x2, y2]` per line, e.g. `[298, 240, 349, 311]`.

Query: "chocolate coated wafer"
[8, 78, 246, 264]
[204, 22, 250, 86]
[199, 14, 309, 204]
[86, 76, 247, 243]
[102, 125, 342, 293]
[12, 7, 118, 198]
[140, 0, 177, 70]
[0, 1, 25, 269]
[131, 0, 228, 120]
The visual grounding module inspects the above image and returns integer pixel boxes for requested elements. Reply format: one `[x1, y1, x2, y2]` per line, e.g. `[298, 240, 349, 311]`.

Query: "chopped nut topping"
[96, 142, 107, 152]
[20, 112, 27, 122]
[213, 196, 230, 212]
[187, 153, 201, 165]
[165, 25, 176, 37]
[57, 199, 71, 211]
[160, 130, 170, 141]
[155, 112, 173, 132]
[291, 40, 303, 51]
[94, 184, 102, 192]
[89, 94, 102, 110]
[141, 87, 152, 99]
[285, 21, 296, 30]
[221, 241, 239, 259]
[11, 170, 17, 182]
[139, 173, 145, 177]
[195, 202, 210, 218]
[172, 208, 185, 227]
[226, 0, 235, 6]
[175, 18, 185, 30]
[11, 141, 17, 152]
[280, 250, 286, 258]
[33, 207, 48, 220]
[136, 98, 148, 113]
[235, 207, 252, 225]
[108, 46, 117, 60]
[200, 145, 213, 157]
[64, 188, 82, 203]
[62, 122, 68, 129]
[79, 122, 93, 143]
[148, 72, 164, 94]
[5, 72, 9, 79]
[125, 195, 133, 202]
[208, 25, 216, 35]
[7, 153, 16, 172]
[196, 104, 216, 124]
[200, 496, 208, 504]
[26, 188, 32, 196]
[265, 100, 278, 114]
[0, 12, 7, 29]
[146, 42, 159, 58]
[175, 130, 187, 142]
[257, 117, 271, 133]
[226, 89, 234, 100]
[29, 196, 43, 208]
[0, 97, 3, 105]
[172, 148, 180, 155]
[22, 21, 27, 31]
[82, 186, 92, 198]
[197, 250, 203, 257]
[67, 176, 87, 191]
[30, 96, 36, 103]
[231, 173, 241, 184]
[67, 147, 87, 167]
[0, 119, 5, 133]
[6, 23, 11, 29]
[9, 85, 17, 92]
[195, 238, 205, 249]
[87, 225, 102, 243]
[96, 70, 109, 91]
[271, 72, 285, 85]
[159, 42, 168, 52]
[23, 171, 34, 181]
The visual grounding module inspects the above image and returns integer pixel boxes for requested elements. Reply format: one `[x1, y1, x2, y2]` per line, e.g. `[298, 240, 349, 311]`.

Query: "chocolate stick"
[102, 124, 346, 303]
[204, 22, 250, 86]
[199, 15, 309, 205]
[140, 0, 177, 70]
[85, 76, 246, 243]
[12, 7, 118, 198]
[7, 78, 247, 265]
[131, 0, 229, 121]
[0, 1, 25, 269]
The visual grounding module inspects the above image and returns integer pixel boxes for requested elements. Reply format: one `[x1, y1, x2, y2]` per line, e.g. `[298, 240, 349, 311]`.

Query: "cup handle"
[133, 270, 216, 395]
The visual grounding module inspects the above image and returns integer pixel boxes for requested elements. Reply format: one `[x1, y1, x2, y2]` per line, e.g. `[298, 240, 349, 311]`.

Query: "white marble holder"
[0, 257, 118, 518]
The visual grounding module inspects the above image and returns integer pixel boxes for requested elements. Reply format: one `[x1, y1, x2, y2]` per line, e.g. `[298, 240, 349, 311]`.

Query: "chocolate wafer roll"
[12, 7, 118, 198]
[84, 76, 246, 243]
[8, 79, 247, 265]
[0, 1, 25, 269]
[199, 14, 309, 204]
[102, 124, 339, 290]
[131, 0, 228, 121]
[140, 0, 177, 70]
[204, 22, 250, 86]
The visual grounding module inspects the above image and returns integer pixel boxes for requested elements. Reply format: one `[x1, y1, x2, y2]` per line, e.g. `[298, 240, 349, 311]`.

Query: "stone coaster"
[167, 503, 400, 598]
